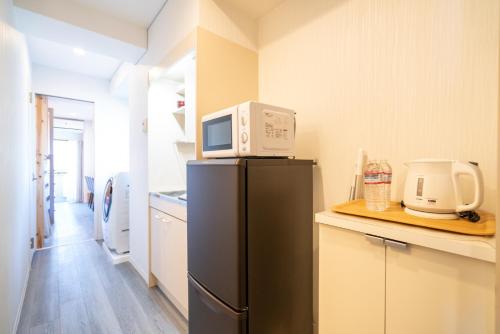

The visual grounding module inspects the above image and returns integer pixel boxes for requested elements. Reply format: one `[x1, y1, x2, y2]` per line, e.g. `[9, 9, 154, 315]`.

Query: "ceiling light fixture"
[73, 47, 86, 56]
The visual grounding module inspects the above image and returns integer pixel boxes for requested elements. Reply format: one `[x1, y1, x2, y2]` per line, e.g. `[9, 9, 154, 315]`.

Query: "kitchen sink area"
[155, 190, 187, 202]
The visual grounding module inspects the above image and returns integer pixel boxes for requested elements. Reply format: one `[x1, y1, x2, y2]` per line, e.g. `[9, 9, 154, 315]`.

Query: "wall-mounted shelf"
[175, 139, 195, 145]
[173, 107, 185, 116]
[176, 86, 185, 97]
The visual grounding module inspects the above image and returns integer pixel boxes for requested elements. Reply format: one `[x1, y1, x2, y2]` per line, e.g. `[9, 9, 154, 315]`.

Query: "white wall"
[32, 64, 129, 239]
[148, 78, 186, 191]
[0, 0, 34, 332]
[128, 65, 150, 282]
[259, 0, 499, 214]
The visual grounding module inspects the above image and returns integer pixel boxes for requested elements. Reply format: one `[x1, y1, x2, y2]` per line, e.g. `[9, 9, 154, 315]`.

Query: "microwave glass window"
[203, 114, 233, 151]
[208, 119, 231, 146]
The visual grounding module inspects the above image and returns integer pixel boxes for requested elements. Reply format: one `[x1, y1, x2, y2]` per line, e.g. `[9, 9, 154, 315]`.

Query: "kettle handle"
[451, 162, 484, 212]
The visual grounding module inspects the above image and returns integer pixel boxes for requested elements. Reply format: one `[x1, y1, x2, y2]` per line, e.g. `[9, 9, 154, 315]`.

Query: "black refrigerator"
[187, 158, 313, 334]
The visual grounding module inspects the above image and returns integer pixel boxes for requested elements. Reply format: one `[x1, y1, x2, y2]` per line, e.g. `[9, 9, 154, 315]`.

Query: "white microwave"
[202, 101, 295, 158]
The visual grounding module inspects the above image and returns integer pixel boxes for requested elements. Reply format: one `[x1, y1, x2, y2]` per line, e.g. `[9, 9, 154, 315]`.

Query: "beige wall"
[198, 0, 258, 51]
[196, 27, 259, 158]
[259, 0, 499, 214]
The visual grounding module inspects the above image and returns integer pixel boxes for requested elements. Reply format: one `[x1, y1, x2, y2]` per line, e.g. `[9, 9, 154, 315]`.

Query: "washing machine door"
[103, 178, 113, 223]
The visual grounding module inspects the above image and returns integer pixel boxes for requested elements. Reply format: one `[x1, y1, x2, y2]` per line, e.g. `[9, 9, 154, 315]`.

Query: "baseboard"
[12, 248, 34, 334]
[128, 256, 149, 283]
[102, 242, 130, 265]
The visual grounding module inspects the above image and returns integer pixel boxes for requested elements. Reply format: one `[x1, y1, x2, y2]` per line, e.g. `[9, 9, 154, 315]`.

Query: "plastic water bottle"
[364, 160, 385, 211]
[380, 160, 392, 209]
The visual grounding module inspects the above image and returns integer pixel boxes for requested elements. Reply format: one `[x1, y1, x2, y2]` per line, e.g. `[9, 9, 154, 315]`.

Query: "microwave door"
[202, 109, 239, 158]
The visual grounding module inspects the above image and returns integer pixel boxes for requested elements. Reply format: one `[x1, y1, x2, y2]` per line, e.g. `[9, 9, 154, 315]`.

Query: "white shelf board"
[176, 86, 185, 96]
[173, 107, 185, 116]
[174, 139, 195, 145]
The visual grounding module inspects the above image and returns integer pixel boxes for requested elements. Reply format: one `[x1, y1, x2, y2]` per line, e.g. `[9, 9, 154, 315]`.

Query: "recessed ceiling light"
[73, 47, 86, 56]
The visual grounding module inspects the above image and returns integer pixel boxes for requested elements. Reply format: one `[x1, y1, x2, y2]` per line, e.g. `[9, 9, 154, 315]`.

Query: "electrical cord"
[401, 201, 480, 223]
[458, 211, 481, 223]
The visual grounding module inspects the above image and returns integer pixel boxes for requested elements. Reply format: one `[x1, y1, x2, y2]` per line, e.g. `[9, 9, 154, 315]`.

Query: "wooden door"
[47, 107, 54, 224]
[385, 244, 495, 334]
[35, 95, 51, 248]
[318, 225, 385, 334]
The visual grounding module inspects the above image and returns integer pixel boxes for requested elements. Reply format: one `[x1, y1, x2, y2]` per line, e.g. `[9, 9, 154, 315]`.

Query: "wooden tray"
[332, 200, 495, 236]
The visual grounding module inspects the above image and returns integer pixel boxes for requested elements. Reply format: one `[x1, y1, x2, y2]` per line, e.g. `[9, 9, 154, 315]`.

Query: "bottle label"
[382, 172, 392, 183]
[364, 172, 383, 184]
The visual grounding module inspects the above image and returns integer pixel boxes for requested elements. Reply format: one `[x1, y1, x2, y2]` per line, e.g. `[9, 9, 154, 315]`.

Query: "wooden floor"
[17, 240, 189, 334]
[44, 202, 94, 248]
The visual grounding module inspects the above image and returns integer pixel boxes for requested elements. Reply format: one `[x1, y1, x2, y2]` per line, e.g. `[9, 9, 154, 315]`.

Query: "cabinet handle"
[365, 234, 384, 244]
[384, 239, 408, 250]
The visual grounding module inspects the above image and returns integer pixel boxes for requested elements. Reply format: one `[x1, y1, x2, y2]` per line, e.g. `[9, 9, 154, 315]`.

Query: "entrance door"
[35, 95, 54, 248]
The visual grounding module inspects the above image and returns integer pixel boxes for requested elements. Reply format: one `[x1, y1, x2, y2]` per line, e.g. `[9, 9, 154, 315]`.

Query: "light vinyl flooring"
[17, 240, 188, 334]
[44, 202, 94, 248]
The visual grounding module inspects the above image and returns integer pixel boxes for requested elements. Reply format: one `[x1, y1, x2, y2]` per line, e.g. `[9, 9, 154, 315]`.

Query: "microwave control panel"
[238, 106, 250, 154]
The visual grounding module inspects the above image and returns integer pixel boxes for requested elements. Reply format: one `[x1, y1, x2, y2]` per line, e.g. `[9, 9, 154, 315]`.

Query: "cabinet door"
[150, 209, 163, 279]
[319, 225, 385, 334]
[386, 244, 495, 334]
[163, 216, 189, 315]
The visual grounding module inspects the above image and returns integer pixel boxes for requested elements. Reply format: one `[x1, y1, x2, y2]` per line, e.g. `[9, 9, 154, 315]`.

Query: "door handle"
[188, 275, 247, 319]
[365, 234, 385, 245]
[384, 239, 408, 250]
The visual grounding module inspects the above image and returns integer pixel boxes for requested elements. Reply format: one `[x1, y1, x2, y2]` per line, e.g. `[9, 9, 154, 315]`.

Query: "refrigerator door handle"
[188, 275, 247, 320]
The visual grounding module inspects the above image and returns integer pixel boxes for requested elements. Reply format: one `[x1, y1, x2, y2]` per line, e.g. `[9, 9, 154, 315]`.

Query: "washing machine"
[102, 172, 130, 254]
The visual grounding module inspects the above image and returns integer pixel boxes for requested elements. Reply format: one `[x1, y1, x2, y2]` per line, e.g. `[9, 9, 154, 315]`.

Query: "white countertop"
[150, 192, 187, 221]
[315, 211, 496, 263]
[150, 191, 187, 206]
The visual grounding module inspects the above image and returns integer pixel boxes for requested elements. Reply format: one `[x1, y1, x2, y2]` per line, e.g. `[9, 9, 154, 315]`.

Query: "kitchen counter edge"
[315, 211, 496, 263]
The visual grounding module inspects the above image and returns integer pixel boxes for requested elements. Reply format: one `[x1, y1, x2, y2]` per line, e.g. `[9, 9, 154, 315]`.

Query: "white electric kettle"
[403, 159, 484, 219]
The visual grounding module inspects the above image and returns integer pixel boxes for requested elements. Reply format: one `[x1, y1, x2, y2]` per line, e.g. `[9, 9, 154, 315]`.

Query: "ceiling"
[27, 35, 121, 79]
[49, 96, 94, 121]
[220, 0, 286, 19]
[70, 0, 167, 27]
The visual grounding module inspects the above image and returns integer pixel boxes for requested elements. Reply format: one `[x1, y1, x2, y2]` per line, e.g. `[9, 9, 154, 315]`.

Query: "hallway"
[17, 240, 188, 334]
[44, 202, 94, 248]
